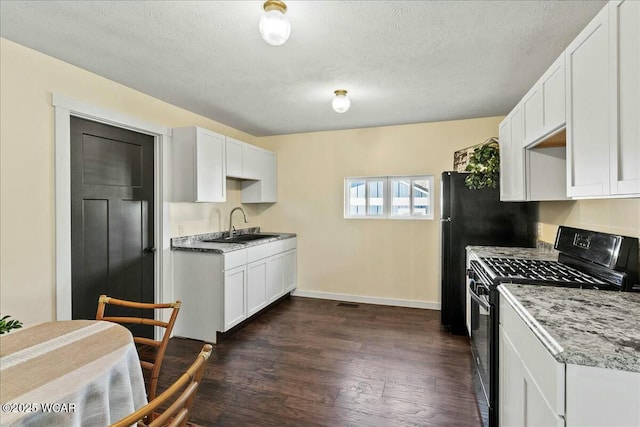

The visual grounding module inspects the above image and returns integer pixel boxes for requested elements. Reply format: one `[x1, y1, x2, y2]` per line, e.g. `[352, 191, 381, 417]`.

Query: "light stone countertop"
[466, 245, 559, 261]
[466, 245, 639, 373]
[171, 227, 296, 254]
[499, 283, 640, 373]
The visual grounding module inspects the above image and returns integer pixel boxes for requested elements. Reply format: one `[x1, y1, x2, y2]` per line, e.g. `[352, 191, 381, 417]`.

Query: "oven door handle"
[469, 285, 490, 311]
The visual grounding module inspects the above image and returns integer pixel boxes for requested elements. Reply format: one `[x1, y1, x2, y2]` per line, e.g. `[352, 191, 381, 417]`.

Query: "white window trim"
[344, 175, 434, 220]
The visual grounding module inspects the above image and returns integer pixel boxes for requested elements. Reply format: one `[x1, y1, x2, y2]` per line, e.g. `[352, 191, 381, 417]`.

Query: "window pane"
[368, 180, 384, 216]
[391, 179, 410, 216]
[348, 180, 366, 216]
[412, 179, 431, 216]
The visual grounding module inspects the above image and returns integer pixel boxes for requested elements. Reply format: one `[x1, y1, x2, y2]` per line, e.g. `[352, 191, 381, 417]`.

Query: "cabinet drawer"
[223, 249, 247, 270]
[500, 296, 565, 416]
[282, 237, 297, 251]
[247, 240, 285, 263]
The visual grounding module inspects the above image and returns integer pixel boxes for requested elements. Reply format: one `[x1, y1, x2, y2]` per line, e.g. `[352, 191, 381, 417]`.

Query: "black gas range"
[467, 226, 639, 427]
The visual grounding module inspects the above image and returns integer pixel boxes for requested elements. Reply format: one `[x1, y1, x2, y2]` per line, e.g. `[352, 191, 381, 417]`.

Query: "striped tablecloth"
[0, 320, 147, 426]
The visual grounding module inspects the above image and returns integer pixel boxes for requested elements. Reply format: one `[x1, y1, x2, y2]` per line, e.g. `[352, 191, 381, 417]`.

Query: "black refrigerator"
[440, 171, 537, 335]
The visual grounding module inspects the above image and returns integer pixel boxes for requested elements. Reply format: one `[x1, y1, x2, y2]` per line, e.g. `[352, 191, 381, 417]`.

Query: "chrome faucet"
[228, 207, 249, 238]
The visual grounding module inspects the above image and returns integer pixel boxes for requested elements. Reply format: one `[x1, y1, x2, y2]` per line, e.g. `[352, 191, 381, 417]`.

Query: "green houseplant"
[0, 315, 23, 334]
[464, 138, 500, 189]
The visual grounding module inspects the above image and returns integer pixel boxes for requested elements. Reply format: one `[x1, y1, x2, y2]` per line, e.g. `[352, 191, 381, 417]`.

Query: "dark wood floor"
[158, 296, 481, 426]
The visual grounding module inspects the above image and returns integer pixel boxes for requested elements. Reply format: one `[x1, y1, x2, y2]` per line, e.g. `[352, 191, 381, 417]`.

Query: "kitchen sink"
[203, 234, 279, 244]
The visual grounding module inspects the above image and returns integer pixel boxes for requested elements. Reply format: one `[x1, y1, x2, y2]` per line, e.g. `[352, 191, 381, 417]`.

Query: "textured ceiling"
[0, 1, 607, 137]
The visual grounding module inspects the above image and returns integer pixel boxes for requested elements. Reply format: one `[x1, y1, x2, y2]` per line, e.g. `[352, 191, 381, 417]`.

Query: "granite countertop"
[499, 283, 640, 373]
[467, 245, 559, 261]
[171, 227, 296, 254]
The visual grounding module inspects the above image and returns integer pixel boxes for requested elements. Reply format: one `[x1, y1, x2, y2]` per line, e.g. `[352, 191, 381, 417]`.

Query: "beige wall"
[0, 39, 260, 326]
[538, 199, 640, 242]
[3, 38, 638, 327]
[256, 118, 504, 306]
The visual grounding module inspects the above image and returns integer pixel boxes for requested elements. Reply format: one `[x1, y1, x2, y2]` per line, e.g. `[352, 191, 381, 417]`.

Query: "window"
[344, 175, 434, 220]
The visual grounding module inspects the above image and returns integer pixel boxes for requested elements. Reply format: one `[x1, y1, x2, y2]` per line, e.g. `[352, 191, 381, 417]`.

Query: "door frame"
[53, 93, 172, 325]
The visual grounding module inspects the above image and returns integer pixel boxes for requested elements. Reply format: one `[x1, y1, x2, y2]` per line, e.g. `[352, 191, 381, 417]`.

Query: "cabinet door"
[283, 249, 297, 292]
[195, 128, 226, 202]
[500, 327, 564, 427]
[566, 6, 611, 197]
[266, 253, 284, 303]
[500, 326, 525, 426]
[500, 107, 526, 201]
[226, 137, 243, 178]
[542, 54, 566, 135]
[499, 117, 512, 201]
[523, 87, 543, 145]
[243, 144, 262, 180]
[261, 151, 277, 202]
[223, 265, 246, 330]
[247, 259, 267, 316]
[610, 0, 640, 196]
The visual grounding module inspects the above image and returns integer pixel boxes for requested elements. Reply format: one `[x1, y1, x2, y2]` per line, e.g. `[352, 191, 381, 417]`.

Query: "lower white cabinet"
[500, 290, 640, 427]
[223, 265, 247, 330]
[265, 253, 284, 304]
[283, 249, 297, 293]
[173, 237, 297, 343]
[247, 260, 267, 317]
[499, 297, 565, 427]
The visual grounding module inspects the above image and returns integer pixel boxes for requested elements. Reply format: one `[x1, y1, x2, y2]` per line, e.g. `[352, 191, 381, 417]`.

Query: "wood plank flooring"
[158, 296, 481, 426]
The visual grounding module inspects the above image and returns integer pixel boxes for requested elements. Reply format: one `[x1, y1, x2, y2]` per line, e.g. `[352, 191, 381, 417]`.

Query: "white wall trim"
[291, 289, 441, 311]
[53, 93, 172, 325]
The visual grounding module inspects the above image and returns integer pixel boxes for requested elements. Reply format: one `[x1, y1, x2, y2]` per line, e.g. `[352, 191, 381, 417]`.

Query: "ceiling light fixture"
[332, 90, 350, 113]
[259, 0, 291, 46]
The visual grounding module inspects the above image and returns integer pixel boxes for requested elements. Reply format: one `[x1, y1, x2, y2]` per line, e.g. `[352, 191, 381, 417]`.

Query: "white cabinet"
[499, 295, 565, 427]
[566, 364, 640, 426]
[247, 259, 267, 316]
[223, 265, 247, 330]
[173, 237, 297, 343]
[499, 105, 526, 201]
[283, 249, 297, 293]
[499, 287, 640, 427]
[523, 53, 566, 146]
[242, 150, 277, 203]
[226, 137, 261, 180]
[566, 6, 612, 198]
[266, 253, 284, 303]
[566, 1, 640, 198]
[172, 126, 226, 202]
[525, 142, 569, 201]
[609, 0, 640, 196]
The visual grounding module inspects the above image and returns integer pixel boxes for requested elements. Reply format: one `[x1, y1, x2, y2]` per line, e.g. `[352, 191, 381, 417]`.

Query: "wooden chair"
[110, 344, 213, 427]
[96, 295, 181, 400]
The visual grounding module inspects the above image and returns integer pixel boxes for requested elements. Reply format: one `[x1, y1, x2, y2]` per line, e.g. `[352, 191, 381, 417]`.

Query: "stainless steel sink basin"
[203, 234, 279, 244]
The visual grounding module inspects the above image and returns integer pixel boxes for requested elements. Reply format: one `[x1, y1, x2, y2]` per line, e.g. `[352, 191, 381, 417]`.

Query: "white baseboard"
[291, 289, 441, 310]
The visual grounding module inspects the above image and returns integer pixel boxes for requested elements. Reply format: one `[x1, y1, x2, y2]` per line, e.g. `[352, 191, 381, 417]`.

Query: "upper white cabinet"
[242, 150, 277, 203]
[499, 104, 527, 201]
[566, 1, 639, 198]
[566, 6, 612, 198]
[226, 137, 261, 180]
[172, 126, 226, 202]
[609, 0, 640, 196]
[523, 53, 566, 146]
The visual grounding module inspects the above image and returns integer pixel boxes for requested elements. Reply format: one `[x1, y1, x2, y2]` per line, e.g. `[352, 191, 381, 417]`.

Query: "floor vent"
[337, 302, 360, 308]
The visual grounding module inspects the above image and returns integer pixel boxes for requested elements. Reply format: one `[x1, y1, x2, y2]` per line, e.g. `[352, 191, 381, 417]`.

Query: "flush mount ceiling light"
[259, 0, 291, 46]
[332, 90, 351, 113]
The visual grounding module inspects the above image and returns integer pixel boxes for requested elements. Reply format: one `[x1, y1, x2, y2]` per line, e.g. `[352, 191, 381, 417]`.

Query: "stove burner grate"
[480, 257, 606, 285]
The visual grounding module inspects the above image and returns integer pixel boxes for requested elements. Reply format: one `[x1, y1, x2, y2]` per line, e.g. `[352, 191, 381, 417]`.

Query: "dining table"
[0, 319, 148, 426]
